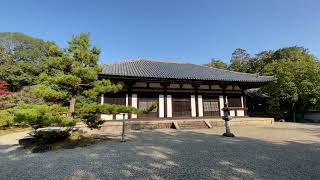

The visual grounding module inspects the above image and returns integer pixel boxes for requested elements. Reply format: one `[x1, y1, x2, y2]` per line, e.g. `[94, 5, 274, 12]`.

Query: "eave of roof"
[100, 59, 276, 83]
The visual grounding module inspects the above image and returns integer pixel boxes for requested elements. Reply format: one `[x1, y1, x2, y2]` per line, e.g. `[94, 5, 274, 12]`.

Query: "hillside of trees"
[205, 47, 320, 121]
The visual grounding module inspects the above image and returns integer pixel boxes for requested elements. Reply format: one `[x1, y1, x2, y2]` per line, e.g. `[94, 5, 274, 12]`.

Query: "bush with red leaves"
[0, 81, 11, 96]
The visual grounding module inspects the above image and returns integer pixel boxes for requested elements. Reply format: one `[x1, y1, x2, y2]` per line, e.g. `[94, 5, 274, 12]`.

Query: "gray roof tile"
[100, 59, 275, 83]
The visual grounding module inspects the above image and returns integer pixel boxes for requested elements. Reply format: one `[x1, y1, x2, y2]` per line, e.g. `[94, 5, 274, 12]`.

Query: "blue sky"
[1, 0, 319, 64]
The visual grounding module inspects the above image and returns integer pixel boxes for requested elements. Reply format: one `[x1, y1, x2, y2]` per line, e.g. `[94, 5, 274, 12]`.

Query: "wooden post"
[68, 98, 76, 117]
[121, 113, 126, 142]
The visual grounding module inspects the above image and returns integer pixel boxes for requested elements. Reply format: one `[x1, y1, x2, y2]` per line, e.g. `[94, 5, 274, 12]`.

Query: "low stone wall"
[90, 117, 273, 131]
[75, 117, 274, 133]
[209, 117, 274, 126]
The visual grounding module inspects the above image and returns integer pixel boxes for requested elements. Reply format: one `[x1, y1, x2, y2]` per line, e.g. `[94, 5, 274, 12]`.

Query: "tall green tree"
[204, 59, 228, 69]
[32, 33, 155, 128]
[228, 48, 252, 72]
[0, 32, 51, 91]
[262, 47, 320, 121]
[33, 33, 121, 104]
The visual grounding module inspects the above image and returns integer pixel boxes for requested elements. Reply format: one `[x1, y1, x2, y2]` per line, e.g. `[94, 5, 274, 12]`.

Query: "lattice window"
[203, 101, 219, 112]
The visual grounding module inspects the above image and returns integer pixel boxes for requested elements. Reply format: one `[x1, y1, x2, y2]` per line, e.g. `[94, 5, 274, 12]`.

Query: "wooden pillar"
[127, 83, 132, 119]
[242, 89, 247, 116]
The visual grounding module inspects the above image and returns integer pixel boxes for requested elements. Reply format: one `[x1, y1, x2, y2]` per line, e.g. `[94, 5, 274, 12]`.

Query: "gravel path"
[0, 122, 319, 180]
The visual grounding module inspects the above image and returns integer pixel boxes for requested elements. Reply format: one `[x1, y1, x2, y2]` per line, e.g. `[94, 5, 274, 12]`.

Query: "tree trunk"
[121, 113, 126, 142]
[292, 102, 296, 123]
[68, 98, 76, 117]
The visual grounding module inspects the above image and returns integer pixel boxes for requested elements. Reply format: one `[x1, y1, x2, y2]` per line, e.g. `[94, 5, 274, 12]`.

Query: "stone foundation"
[75, 117, 274, 132]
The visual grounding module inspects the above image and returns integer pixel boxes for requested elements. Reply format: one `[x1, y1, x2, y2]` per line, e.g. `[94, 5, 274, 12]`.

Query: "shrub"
[0, 110, 14, 128]
[33, 128, 72, 144]
[14, 103, 78, 128]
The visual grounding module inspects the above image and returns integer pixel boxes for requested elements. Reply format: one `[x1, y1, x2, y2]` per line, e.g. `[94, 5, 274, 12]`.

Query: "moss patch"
[28, 132, 110, 153]
[0, 127, 31, 136]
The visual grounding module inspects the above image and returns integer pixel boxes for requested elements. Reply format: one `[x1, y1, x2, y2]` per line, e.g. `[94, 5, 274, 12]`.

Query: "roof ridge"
[101, 59, 274, 79]
[201, 65, 273, 78]
[101, 58, 193, 66]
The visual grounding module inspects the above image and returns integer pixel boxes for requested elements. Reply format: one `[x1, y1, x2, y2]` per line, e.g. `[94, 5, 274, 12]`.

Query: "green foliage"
[0, 32, 51, 91]
[32, 33, 137, 128]
[206, 46, 320, 120]
[15, 86, 45, 104]
[0, 110, 14, 128]
[32, 84, 69, 102]
[262, 50, 320, 119]
[35, 33, 121, 104]
[33, 129, 71, 144]
[204, 59, 228, 69]
[228, 48, 251, 72]
[83, 79, 123, 98]
[13, 103, 78, 128]
[0, 86, 44, 110]
[77, 101, 157, 128]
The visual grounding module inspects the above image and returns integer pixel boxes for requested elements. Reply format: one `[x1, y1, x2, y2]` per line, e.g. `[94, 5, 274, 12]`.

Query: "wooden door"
[172, 95, 191, 117]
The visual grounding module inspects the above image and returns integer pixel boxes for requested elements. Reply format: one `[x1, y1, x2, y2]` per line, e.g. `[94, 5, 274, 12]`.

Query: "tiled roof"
[100, 59, 275, 83]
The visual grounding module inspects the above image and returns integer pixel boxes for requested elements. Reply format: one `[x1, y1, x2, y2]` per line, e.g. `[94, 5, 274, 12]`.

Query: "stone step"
[178, 121, 209, 129]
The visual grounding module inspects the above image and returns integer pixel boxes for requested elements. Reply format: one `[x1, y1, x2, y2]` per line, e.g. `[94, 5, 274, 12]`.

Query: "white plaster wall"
[198, 95, 203, 117]
[183, 84, 193, 89]
[167, 95, 172, 117]
[101, 94, 104, 104]
[225, 96, 228, 105]
[116, 114, 125, 120]
[124, 94, 128, 119]
[131, 94, 137, 118]
[211, 85, 222, 90]
[101, 114, 113, 120]
[234, 86, 241, 90]
[149, 83, 162, 88]
[169, 84, 180, 89]
[237, 110, 245, 116]
[226, 85, 233, 90]
[219, 95, 224, 116]
[241, 96, 244, 108]
[230, 110, 235, 117]
[199, 85, 209, 89]
[191, 95, 196, 117]
[159, 94, 164, 118]
[133, 82, 147, 87]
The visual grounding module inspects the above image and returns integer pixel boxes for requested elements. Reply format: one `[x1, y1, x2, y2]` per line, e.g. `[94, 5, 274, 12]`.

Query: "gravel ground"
[0, 122, 320, 180]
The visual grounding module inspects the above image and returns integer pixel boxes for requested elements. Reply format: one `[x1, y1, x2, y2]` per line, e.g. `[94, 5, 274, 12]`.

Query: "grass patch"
[0, 127, 31, 136]
[27, 132, 110, 153]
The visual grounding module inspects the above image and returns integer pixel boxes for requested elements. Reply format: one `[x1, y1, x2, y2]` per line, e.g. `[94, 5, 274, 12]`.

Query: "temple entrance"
[172, 95, 191, 117]
[138, 93, 158, 119]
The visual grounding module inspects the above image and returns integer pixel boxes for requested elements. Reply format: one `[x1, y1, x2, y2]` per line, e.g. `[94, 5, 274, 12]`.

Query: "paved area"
[0, 122, 320, 180]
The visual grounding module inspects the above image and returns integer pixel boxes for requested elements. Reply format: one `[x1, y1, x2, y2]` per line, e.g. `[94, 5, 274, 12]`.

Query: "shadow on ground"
[0, 126, 320, 180]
